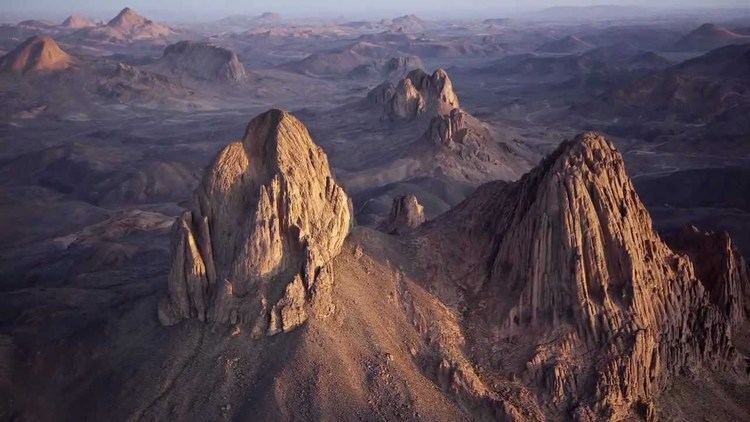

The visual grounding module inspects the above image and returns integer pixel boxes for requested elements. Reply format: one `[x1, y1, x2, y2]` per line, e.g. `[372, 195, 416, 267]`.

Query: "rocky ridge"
[665, 225, 750, 328]
[158, 109, 351, 336]
[78, 8, 173, 42]
[349, 55, 424, 81]
[537, 35, 595, 53]
[98, 62, 193, 104]
[420, 132, 746, 418]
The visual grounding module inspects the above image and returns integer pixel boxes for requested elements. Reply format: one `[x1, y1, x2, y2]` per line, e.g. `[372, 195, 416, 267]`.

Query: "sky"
[2, 0, 748, 20]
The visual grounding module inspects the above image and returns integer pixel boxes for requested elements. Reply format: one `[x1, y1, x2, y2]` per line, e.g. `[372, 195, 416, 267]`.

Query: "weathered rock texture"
[422, 132, 740, 419]
[416, 107, 528, 183]
[378, 194, 425, 234]
[158, 109, 351, 335]
[664, 225, 750, 328]
[155, 41, 248, 84]
[367, 68, 459, 121]
[537, 35, 594, 53]
[0, 35, 71, 74]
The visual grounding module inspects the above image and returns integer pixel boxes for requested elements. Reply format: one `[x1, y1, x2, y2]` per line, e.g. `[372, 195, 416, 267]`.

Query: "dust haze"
[1, 3, 750, 421]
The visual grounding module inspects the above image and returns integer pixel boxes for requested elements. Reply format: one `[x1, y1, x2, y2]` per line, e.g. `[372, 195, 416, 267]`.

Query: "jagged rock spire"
[424, 132, 739, 418]
[367, 68, 459, 121]
[158, 109, 352, 336]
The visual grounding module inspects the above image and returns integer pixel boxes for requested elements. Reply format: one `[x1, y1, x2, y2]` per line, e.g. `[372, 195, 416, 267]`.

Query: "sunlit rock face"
[367, 68, 459, 121]
[158, 109, 352, 336]
[0, 36, 72, 74]
[423, 132, 739, 418]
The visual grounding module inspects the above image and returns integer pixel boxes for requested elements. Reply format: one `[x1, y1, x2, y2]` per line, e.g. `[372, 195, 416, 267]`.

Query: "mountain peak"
[99, 6, 172, 40]
[0, 35, 71, 74]
[673, 22, 747, 51]
[158, 109, 351, 335]
[368, 68, 460, 121]
[108, 7, 146, 28]
[424, 131, 736, 417]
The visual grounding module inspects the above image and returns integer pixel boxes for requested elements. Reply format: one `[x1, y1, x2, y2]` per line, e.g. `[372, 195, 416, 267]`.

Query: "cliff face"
[423, 108, 491, 158]
[421, 132, 741, 418]
[664, 225, 750, 328]
[368, 68, 459, 121]
[158, 109, 352, 335]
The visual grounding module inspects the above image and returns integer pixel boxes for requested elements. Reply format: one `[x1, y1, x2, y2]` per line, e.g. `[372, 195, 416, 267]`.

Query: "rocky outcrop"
[383, 14, 427, 33]
[155, 41, 247, 84]
[97, 63, 192, 104]
[107, 7, 172, 37]
[423, 108, 492, 159]
[158, 109, 352, 335]
[378, 194, 425, 234]
[368, 68, 459, 121]
[664, 225, 750, 328]
[77, 8, 172, 42]
[0, 36, 71, 74]
[424, 132, 741, 418]
[608, 43, 750, 123]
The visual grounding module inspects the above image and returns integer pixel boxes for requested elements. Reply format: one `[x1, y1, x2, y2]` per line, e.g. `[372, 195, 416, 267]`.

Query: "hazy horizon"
[3, 0, 750, 22]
